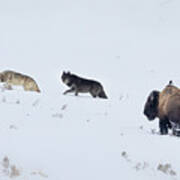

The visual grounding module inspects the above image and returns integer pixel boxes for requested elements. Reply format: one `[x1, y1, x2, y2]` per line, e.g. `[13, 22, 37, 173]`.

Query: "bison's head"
[144, 90, 160, 121]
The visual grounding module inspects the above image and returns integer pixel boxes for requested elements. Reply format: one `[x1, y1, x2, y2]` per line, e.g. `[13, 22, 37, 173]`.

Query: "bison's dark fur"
[144, 82, 180, 136]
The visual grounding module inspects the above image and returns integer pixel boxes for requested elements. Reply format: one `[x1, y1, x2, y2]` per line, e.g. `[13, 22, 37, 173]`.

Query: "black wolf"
[61, 71, 108, 99]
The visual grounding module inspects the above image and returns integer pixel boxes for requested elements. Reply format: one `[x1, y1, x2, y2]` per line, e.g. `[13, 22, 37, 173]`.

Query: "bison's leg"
[167, 120, 172, 129]
[159, 118, 169, 135]
[171, 122, 180, 136]
[172, 129, 180, 136]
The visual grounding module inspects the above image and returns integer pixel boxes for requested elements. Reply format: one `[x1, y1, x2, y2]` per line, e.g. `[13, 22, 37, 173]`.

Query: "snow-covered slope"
[0, 0, 180, 179]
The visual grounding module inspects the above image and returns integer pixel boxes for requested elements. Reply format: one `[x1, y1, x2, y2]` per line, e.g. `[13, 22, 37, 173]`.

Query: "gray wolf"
[61, 71, 108, 99]
[144, 81, 180, 136]
[0, 70, 40, 93]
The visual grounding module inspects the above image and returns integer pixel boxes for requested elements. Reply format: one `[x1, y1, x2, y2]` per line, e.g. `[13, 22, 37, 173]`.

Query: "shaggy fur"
[0, 70, 40, 93]
[144, 81, 180, 136]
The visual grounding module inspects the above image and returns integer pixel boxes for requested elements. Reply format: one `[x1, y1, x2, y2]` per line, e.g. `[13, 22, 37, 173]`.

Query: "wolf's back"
[24, 77, 41, 93]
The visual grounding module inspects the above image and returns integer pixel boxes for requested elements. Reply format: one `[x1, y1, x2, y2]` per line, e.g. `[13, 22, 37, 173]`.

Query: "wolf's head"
[144, 90, 160, 121]
[61, 71, 72, 86]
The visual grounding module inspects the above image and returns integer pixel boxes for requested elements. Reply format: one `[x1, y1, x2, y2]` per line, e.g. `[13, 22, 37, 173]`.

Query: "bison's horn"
[169, 80, 173, 85]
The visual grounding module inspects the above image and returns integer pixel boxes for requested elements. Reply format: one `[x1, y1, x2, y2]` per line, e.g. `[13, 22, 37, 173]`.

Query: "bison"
[144, 81, 180, 136]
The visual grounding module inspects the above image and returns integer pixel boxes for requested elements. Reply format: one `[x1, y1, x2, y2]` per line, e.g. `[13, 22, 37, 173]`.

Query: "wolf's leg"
[63, 88, 75, 95]
[90, 91, 97, 98]
[23, 86, 29, 91]
[4, 83, 12, 90]
[24, 85, 33, 92]
[75, 90, 78, 96]
[26, 87, 35, 92]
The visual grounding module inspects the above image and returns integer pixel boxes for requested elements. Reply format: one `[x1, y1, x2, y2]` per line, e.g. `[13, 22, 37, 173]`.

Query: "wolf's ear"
[67, 71, 71, 74]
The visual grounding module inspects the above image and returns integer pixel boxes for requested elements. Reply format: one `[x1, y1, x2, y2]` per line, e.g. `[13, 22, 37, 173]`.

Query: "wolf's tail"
[98, 89, 108, 99]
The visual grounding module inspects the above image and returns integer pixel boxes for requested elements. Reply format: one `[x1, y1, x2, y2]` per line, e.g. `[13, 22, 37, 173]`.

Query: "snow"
[0, 0, 180, 179]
